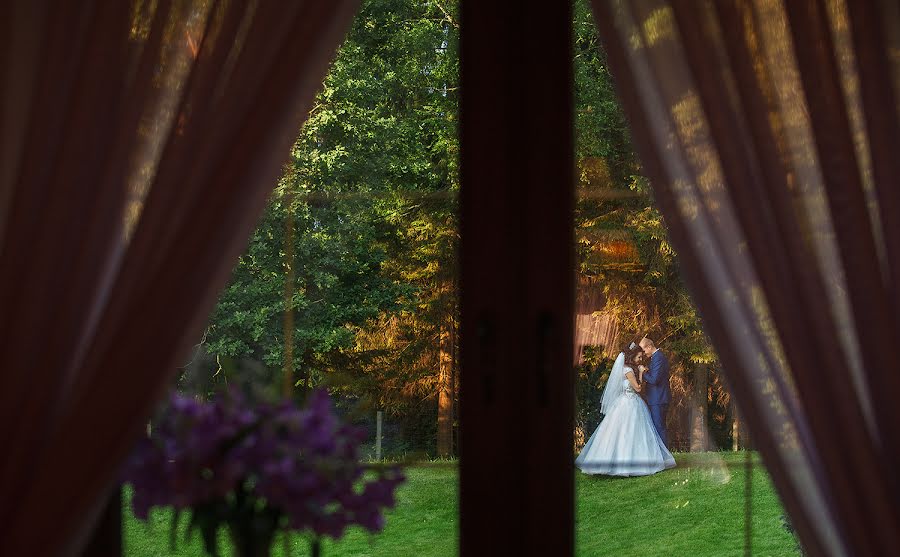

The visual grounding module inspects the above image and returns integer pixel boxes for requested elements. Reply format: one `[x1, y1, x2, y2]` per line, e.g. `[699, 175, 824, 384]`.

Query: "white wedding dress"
[576, 352, 675, 476]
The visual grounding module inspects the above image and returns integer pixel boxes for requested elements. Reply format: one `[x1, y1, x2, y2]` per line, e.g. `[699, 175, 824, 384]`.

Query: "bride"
[576, 342, 675, 476]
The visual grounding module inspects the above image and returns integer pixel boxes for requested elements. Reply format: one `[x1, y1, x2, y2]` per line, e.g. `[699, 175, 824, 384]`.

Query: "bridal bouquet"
[121, 388, 405, 557]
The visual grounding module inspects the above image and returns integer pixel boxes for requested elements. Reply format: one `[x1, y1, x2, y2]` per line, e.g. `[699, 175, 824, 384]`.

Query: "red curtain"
[591, 0, 900, 554]
[0, 1, 358, 554]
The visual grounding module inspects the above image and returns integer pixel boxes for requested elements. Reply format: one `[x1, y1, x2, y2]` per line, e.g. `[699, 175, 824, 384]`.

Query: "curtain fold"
[591, 0, 900, 554]
[0, 1, 358, 554]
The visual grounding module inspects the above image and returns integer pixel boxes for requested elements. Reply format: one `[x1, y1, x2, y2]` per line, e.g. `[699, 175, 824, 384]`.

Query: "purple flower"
[121, 388, 405, 544]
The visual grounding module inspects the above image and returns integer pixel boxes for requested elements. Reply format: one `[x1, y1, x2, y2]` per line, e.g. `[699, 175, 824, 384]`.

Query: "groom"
[639, 337, 671, 447]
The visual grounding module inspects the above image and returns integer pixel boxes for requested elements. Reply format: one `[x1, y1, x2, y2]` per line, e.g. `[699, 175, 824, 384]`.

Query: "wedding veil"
[599, 352, 626, 414]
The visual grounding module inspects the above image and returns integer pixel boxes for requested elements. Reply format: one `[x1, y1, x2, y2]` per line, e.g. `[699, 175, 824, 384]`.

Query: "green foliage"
[574, 1, 635, 182]
[203, 0, 460, 442]
[206, 196, 407, 377]
[575, 346, 612, 441]
[573, 0, 715, 367]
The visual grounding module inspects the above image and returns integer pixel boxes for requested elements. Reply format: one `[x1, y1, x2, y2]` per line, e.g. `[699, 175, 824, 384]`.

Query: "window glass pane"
[572, 1, 799, 555]
[122, 1, 460, 555]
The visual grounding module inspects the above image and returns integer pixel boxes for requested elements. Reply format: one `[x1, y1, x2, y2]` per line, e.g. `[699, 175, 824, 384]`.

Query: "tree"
[199, 0, 460, 456]
[205, 191, 408, 387]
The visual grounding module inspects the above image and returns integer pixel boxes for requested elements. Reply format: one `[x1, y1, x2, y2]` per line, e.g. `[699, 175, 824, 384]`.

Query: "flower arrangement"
[121, 388, 405, 557]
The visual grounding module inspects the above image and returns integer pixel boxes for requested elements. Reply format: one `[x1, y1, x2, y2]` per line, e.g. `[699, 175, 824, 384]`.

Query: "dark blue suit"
[643, 350, 671, 447]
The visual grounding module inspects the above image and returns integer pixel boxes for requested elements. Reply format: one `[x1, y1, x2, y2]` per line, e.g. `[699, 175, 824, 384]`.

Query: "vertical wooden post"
[460, 1, 574, 554]
[375, 410, 383, 461]
[690, 364, 709, 452]
[732, 398, 741, 452]
[437, 321, 453, 457]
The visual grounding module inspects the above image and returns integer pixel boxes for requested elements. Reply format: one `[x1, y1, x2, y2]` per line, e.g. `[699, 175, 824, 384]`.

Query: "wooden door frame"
[459, 1, 575, 554]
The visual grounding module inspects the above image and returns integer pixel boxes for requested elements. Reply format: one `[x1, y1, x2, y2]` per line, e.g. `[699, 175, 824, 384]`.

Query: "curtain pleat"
[592, 0, 900, 554]
[0, 1, 358, 554]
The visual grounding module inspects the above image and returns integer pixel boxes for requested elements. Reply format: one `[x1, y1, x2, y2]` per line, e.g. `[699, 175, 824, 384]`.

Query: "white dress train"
[576, 364, 675, 476]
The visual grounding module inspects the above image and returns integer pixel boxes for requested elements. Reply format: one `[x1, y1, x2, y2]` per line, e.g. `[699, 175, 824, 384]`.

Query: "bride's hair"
[623, 342, 643, 366]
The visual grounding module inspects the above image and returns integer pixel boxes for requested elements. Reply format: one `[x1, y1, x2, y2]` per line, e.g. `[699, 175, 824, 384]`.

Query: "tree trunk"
[450, 312, 458, 454]
[282, 190, 295, 397]
[690, 364, 709, 452]
[437, 321, 453, 457]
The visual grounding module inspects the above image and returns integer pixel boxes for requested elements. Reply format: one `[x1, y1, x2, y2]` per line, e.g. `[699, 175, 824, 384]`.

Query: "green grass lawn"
[124, 452, 800, 556]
